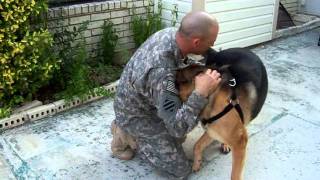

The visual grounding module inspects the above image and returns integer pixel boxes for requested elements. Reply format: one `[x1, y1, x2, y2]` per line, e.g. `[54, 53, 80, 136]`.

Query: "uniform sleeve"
[149, 68, 208, 138]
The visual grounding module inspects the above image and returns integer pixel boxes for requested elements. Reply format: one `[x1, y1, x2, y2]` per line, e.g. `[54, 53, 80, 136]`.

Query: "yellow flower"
[10, 24, 19, 31]
[0, 57, 6, 64]
[0, 33, 4, 42]
[3, 69, 15, 85]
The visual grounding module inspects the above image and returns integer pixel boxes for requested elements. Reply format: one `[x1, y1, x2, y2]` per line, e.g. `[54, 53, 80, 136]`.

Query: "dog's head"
[176, 64, 234, 89]
[176, 48, 238, 89]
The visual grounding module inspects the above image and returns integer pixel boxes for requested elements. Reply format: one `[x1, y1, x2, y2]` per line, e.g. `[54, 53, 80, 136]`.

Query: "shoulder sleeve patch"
[164, 74, 178, 95]
[157, 73, 181, 119]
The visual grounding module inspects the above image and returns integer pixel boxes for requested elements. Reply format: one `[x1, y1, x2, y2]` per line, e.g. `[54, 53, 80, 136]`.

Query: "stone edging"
[274, 15, 320, 39]
[0, 81, 118, 132]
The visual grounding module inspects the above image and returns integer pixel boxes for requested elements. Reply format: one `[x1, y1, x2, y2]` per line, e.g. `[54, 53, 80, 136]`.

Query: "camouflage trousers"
[112, 120, 191, 179]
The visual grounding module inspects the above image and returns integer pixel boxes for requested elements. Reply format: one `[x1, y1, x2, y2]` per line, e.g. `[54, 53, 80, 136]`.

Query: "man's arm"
[149, 69, 208, 138]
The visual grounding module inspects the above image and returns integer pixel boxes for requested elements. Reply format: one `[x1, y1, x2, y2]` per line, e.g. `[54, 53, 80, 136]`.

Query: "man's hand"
[195, 69, 221, 98]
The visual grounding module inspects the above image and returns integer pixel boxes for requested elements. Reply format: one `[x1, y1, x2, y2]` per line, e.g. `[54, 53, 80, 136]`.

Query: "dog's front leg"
[192, 132, 214, 172]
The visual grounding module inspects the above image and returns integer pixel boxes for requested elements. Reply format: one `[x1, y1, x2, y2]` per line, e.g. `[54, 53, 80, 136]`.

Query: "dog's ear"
[205, 48, 218, 66]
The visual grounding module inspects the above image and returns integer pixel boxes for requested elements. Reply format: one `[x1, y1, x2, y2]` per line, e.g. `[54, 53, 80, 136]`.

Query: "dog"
[177, 47, 268, 180]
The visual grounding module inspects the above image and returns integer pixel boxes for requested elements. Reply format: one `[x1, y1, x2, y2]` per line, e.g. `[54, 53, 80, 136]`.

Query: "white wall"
[205, 0, 275, 50]
[159, 0, 277, 50]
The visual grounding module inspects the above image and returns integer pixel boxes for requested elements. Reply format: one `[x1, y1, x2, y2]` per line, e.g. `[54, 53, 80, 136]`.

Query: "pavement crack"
[250, 111, 289, 138]
[288, 113, 320, 127]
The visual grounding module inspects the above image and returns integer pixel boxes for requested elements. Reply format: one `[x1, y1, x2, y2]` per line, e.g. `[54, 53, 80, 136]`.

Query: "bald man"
[111, 11, 221, 179]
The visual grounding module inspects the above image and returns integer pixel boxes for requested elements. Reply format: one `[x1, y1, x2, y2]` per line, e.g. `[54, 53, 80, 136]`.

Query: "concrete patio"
[1, 28, 320, 180]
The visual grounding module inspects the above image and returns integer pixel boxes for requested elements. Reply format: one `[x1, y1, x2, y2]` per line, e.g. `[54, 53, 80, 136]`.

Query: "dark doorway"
[277, 2, 295, 29]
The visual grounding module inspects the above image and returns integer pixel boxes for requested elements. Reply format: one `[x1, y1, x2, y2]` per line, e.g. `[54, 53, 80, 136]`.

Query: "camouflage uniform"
[114, 27, 208, 179]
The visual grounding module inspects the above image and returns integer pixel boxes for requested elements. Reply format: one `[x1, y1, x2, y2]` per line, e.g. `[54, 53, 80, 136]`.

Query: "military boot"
[111, 120, 137, 160]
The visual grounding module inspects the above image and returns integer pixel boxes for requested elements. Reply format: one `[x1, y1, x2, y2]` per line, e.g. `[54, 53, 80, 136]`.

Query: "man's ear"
[192, 38, 201, 47]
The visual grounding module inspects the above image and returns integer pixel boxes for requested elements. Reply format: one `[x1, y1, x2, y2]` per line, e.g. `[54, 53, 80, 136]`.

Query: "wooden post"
[192, 0, 205, 11]
[272, 0, 280, 39]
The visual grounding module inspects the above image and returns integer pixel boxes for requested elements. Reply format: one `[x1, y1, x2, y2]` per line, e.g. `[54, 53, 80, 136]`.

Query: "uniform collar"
[171, 31, 185, 64]
[171, 30, 189, 69]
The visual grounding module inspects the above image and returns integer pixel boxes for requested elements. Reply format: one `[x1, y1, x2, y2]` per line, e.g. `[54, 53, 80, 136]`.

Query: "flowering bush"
[0, 0, 60, 118]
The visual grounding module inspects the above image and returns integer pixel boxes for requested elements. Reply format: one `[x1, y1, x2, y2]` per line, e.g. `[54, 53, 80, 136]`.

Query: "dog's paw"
[220, 143, 231, 154]
[192, 160, 202, 172]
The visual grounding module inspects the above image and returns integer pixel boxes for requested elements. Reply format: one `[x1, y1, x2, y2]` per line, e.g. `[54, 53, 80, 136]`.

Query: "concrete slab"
[189, 113, 320, 180]
[252, 29, 320, 124]
[0, 99, 163, 179]
[0, 100, 287, 180]
[0, 155, 16, 180]
[1, 28, 320, 179]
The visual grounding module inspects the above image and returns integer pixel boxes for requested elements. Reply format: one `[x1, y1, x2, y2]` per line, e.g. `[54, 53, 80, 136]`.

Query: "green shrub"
[84, 20, 123, 88]
[0, 0, 60, 118]
[100, 20, 119, 65]
[48, 19, 121, 103]
[50, 21, 96, 102]
[131, 0, 179, 48]
[131, 0, 164, 48]
[55, 39, 95, 101]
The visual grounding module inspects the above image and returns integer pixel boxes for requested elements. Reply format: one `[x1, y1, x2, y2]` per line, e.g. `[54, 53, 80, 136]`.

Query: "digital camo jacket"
[114, 27, 208, 138]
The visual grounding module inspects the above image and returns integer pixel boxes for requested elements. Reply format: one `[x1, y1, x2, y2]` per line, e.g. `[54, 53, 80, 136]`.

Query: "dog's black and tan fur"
[177, 48, 268, 180]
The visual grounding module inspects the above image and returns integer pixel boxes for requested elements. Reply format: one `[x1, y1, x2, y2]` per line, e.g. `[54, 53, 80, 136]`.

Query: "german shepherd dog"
[177, 48, 268, 180]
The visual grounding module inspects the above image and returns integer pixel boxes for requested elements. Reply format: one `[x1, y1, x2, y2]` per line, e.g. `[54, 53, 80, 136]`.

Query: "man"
[111, 11, 221, 179]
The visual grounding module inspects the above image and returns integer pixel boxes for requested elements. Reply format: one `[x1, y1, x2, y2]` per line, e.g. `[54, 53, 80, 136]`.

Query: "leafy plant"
[119, 48, 131, 64]
[0, 106, 11, 119]
[94, 86, 115, 98]
[131, 0, 164, 48]
[88, 20, 123, 87]
[131, 0, 179, 47]
[0, 0, 60, 118]
[100, 20, 119, 65]
[52, 21, 89, 72]
[55, 39, 95, 102]
[49, 21, 96, 102]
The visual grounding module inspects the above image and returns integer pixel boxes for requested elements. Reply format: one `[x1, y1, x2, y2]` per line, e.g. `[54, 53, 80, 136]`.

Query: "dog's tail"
[251, 63, 268, 119]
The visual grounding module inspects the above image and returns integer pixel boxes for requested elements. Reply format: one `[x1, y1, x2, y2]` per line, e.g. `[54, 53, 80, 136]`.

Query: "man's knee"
[138, 134, 192, 179]
[166, 160, 192, 179]
[146, 154, 191, 180]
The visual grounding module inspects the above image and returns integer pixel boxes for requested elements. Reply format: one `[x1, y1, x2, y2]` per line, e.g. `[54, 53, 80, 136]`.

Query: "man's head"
[176, 11, 219, 56]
